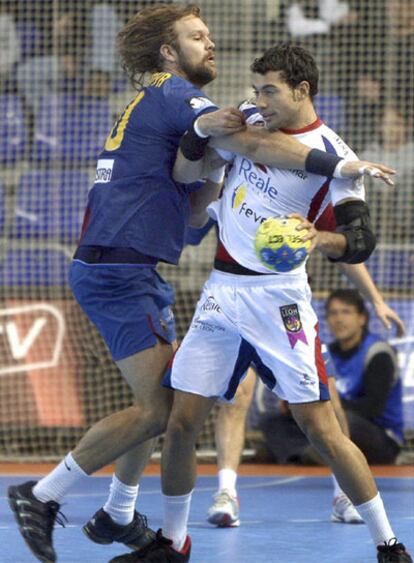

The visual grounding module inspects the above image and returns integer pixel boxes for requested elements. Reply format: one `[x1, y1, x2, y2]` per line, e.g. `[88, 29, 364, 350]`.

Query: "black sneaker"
[83, 508, 155, 549]
[377, 538, 413, 562]
[108, 529, 191, 562]
[8, 480, 66, 563]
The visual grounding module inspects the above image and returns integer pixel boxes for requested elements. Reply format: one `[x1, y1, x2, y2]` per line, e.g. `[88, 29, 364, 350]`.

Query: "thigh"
[166, 287, 254, 400]
[230, 366, 257, 409]
[116, 337, 174, 400]
[70, 262, 176, 361]
[239, 281, 329, 404]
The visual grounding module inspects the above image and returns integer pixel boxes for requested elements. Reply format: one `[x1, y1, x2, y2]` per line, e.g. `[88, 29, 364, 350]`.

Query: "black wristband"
[305, 148, 342, 178]
[179, 121, 210, 161]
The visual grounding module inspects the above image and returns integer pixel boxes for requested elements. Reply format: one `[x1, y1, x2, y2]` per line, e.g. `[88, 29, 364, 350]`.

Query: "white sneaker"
[331, 494, 364, 524]
[207, 489, 240, 527]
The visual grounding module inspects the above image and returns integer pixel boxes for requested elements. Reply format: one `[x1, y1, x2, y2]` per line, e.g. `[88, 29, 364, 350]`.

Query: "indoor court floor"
[1, 465, 413, 563]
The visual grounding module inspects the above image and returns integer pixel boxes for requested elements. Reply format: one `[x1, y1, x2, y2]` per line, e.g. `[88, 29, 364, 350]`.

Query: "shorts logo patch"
[201, 296, 221, 313]
[300, 373, 315, 386]
[279, 303, 308, 349]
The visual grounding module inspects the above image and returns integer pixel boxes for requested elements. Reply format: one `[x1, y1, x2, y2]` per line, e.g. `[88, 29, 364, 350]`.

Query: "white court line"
[190, 520, 261, 526]
[2, 515, 413, 533]
[0, 476, 304, 501]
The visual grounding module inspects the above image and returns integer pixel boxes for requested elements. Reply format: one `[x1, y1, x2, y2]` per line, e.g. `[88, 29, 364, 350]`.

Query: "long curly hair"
[117, 4, 202, 89]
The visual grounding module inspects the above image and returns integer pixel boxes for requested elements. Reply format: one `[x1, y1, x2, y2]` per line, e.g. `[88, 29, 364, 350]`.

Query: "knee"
[166, 412, 199, 446]
[131, 398, 171, 436]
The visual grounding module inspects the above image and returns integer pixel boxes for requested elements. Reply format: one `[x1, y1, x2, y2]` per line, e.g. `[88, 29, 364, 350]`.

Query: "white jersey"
[208, 104, 365, 275]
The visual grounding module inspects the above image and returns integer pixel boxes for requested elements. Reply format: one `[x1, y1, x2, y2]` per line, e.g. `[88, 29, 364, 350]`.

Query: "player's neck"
[163, 63, 204, 89]
[284, 103, 318, 131]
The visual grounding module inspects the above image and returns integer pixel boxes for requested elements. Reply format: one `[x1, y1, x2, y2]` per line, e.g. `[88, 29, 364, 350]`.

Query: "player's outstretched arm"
[338, 263, 406, 336]
[210, 129, 396, 186]
[174, 110, 396, 186]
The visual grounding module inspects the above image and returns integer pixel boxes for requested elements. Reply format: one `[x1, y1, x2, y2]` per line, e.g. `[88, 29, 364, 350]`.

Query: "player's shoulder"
[319, 122, 358, 160]
[149, 72, 215, 110]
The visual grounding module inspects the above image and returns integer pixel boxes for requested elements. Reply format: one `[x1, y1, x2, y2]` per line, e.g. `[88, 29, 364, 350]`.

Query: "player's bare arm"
[174, 110, 396, 186]
[210, 129, 395, 185]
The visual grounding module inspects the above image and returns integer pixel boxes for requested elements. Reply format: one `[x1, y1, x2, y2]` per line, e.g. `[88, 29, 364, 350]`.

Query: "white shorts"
[166, 269, 329, 404]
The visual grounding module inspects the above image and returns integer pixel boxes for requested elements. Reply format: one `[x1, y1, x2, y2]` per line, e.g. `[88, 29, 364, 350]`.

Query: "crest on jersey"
[280, 304, 308, 349]
[231, 184, 247, 209]
[187, 97, 216, 112]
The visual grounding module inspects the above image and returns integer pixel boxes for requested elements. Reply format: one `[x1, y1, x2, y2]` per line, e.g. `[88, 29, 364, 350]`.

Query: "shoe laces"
[213, 490, 236, 507]
[133, 529, 172, 556]
[49, 503, 68, 529]
[135, 511, 148, 529]
[379, 537, 406, 553]
[334, 494, 352, 509]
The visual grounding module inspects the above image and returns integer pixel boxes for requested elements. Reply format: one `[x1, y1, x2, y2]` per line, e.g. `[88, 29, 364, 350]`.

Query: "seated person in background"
[326, 289, 404, 465]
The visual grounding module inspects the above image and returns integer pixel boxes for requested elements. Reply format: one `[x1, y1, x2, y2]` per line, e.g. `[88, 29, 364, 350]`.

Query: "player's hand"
[340, 161, 396, 186]
[289, 213, 319, 254]
[196, 108, 246, 137]
[373, 301, 406, 337]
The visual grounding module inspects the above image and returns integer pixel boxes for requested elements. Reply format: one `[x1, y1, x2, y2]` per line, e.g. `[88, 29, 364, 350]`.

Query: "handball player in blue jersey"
[7, 5, 397, 563]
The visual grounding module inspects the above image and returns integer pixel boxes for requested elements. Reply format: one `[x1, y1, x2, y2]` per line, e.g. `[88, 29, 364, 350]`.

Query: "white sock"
[355, 493, 395, 546]
[162, 492, 192, 551]
[33, 452, 88, 503]
[103, 474, 139, 526]
[331, 474, 343, 499]
[218, 468, 237, 496]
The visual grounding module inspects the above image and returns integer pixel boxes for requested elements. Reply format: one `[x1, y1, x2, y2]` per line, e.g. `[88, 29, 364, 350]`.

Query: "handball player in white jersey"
[110, 44, 411, 563]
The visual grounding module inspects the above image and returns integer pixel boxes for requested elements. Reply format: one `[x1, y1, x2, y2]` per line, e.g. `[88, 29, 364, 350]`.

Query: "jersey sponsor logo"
[289, 169, 308, 180]
[238, 158, 278, 201]
[231, 184, 267, 224]
[237, 201, 267, 224]
[231, 185, 247, 209]
[279, 304, 308, 349]
[95, 159, 114, 184]
[186, 96, 216, 113]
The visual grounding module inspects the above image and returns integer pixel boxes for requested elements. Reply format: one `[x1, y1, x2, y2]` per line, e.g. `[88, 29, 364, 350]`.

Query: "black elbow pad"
[331, 200, 377, 264]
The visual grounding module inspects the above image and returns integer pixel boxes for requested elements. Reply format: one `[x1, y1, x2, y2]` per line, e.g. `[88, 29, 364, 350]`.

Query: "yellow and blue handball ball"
[254, 216, 311, 273]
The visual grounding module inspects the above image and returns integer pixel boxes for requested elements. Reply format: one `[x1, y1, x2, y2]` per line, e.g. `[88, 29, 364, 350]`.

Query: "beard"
[177, 51, 217, 87]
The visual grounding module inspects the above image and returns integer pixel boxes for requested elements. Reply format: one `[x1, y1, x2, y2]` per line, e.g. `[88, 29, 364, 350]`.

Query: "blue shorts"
[69, 261, 176, 361]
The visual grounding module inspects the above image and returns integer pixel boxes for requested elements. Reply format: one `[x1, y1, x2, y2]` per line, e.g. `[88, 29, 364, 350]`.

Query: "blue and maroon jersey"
[79, 72, 217, 264]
